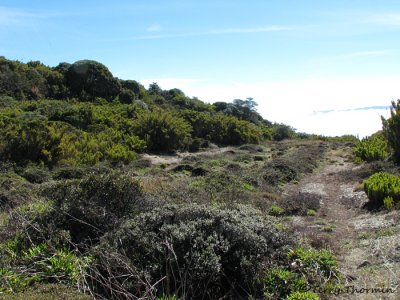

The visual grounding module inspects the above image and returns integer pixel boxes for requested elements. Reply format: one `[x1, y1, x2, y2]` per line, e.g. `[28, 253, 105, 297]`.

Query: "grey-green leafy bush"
[354, 131, 390, 163]
[92, 204, 291, 299]
[49, 171, 144, 244]
[364, 171, 400, 208]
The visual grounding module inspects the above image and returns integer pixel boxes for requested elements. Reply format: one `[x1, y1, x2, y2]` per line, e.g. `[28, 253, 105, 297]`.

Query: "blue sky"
[2, 0, 400, 136]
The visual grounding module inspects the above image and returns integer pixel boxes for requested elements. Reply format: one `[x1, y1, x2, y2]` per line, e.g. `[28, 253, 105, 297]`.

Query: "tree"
[66, 60, 121, 101]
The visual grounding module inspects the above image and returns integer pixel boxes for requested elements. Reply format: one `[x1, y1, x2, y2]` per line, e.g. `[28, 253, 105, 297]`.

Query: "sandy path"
[285, 147, 400, 299]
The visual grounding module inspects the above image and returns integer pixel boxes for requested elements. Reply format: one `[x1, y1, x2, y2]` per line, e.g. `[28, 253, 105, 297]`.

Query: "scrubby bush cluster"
[0, 56, 345, 299]
[262, 247, 340, 299]
[364, 172, 400, 209]
[90, 205, 290, 299]
[280, 192, 321, 216]
[382, 100, 400, 163]
[0, 160, 341, 299]
[354, 131, 390, 163]
[261, 142, 325, 188]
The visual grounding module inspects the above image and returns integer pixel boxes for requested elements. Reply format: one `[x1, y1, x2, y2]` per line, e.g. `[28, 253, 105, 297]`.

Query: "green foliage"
[0, 57, 66, 100]
[0, 243, 91, 293]
[0, 117, 65, 166]
[262, 267, 307, 298]
[354, 131, 390, 163]
[268, 204, 285, 216]
[0, 100, 146, 166]
[262, 247, 339, 299]
[307, 209, 317, 216]
[382, 100, 400, 163]
[272, 124, 296, 141]
[180, 109, 263, 146]
[364, 172, 400, 208]
[287, 291, 320, 300]
[132, 110, 192, 152]
[383, 196, 395, 210]
[94, 204, 290, 299]
[288, 247, 339, 279]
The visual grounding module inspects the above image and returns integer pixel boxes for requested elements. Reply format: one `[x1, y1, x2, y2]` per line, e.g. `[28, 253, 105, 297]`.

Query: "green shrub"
[262, 247, 339, 299]
[0, 118, 65, 167]
[0, 243, 91, 293]
[272, 124, 296, 141]
[307, 209, 317, 216]
[354, 131, 390, 162]
[132, 110, 192, 152]
[364, 172, 400, 208]
[382, 100, 400, 163]
[20, 166, 50, 183]
[268, 204, 285, 216]
[93, 204, 290, 299]
[383, 196, 395, 210]
[287, 291, 320, 300]
[262, 267, 306, 298]
[288, 247, 339, 280]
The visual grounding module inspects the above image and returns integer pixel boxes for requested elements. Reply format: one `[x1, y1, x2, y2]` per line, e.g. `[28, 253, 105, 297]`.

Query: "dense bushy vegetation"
[92, 205, 290, 299]
[354, 131, 390, 163]
[0, 56, 345, 299]
[382, 100, 400, 163]
[364, 172, 400, 209]
[356, 99, 400, 210]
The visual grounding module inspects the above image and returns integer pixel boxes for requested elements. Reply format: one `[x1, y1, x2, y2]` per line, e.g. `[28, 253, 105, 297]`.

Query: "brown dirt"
[284, 146, 400, 299]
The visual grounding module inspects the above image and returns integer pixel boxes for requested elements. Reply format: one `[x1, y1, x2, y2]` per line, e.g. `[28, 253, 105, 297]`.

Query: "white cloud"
[146, 23, 162, 32]
[0, 6, 36, 26]
[118, 25, 296, 41]
[209, 25, 295, 35]
[151, 75, 400, 137]
[370, 13, 400, 26]
[342, 50, 391, 58]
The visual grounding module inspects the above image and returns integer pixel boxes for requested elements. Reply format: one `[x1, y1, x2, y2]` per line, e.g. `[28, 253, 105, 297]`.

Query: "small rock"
[357, 261, 371, 269]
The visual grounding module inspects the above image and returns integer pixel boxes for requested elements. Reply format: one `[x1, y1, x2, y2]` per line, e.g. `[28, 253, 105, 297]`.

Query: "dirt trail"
[285, 146, 400, 300]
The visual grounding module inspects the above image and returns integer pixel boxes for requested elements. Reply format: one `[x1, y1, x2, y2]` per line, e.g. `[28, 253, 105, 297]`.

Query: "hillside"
[0, 56, 399, 299]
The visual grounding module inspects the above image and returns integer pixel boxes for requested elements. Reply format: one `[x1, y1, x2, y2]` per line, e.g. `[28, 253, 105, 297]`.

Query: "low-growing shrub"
[20, 167, 50, 183]
[47, 171, 145, 244]
[281, 192, 321, 216]
[0, 242, 91, 294]
[287, 291, 320, 300]
[262, 247, 340, 299]
[262, 267, 307, 298]
[268, 204, 285, 216]
[92, 204, 291, 299]
[364, 172, 400, 208]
